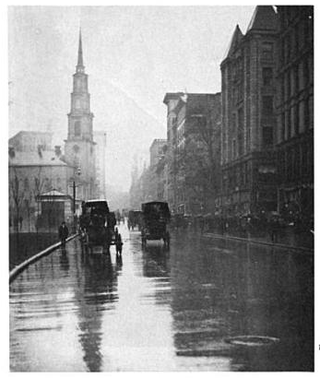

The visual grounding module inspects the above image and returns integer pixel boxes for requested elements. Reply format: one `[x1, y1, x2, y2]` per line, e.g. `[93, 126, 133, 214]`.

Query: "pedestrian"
[19, 216, 23, 231]
[269, 216, 279, 243]
[58, 221, 69, 246]
[115, 232, 123, 256]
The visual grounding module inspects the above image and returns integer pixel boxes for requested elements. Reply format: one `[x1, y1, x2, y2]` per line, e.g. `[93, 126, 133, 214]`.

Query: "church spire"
[76, 29, 85, 73]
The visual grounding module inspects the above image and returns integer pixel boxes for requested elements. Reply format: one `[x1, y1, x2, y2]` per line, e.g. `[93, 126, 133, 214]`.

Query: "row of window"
[280, 59, 311, 102]
[278, 96, 311, 142]
[280, 15, 313, 65]
[222, 162, 251, 192]
[277, 142, 313, 183]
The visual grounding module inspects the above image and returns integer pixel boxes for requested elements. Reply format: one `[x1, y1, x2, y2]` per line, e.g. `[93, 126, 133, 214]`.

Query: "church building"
[64, 30, 98, 201]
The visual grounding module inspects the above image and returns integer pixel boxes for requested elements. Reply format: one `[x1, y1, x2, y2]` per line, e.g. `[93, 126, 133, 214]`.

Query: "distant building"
[8, 145, 73, 232]
[9, 131, 53, 152]
[8, 31, 100, 232]
[275, 6, 313, 221]
[93, 130, 107, 198]
[220, 6, 279, 217]
[149, 139, 167, 167]
[163, 92, 221, 215]
[64, 30, 97, 201]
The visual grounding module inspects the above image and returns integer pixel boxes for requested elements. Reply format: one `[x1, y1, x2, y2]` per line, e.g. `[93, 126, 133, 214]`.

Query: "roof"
[246, 6, 278, 33]
[163, 92, 184, 104]
[40, 189, 68, 197]
[222, 24, 244, 61]
[9, 150, 68, 167]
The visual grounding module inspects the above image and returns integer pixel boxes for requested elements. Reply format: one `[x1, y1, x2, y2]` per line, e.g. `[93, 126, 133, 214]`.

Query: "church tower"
[64, 30, 97, 200]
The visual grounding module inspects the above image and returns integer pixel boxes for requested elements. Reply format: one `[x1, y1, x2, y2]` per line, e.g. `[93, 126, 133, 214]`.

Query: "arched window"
[75, 121, 81, 136]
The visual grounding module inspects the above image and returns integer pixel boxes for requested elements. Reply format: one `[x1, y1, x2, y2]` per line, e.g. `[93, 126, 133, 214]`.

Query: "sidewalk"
[203, 226, 313, 253]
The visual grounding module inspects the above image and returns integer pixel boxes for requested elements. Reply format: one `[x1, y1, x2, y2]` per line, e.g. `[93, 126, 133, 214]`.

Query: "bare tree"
[32, 167, 45, 233]
[9, 168, 25, 233]
[178, 112, 221, 214]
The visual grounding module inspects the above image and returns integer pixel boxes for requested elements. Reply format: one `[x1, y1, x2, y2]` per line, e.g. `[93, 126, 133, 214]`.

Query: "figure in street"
[59, 221, 69, 246]
[115, 232, 123, 256]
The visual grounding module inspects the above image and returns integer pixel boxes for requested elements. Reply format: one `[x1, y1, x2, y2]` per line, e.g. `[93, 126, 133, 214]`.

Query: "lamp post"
[73, 166, 81, 233]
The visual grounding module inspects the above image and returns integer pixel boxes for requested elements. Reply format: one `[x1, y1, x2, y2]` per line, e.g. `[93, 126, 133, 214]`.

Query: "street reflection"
[59, 248, 70, 274]
[76, 251, 118, 372]
[142, 244, 170, 278]
[169, 234, 313, 371]
[10, 228, 313, 372]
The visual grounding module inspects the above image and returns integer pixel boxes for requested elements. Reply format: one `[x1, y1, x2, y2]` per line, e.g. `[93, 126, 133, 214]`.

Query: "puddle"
[225, 335, 280, 347]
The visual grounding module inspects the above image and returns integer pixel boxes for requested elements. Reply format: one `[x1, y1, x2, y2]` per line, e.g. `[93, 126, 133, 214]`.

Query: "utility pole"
[73, 180, 76, 233]
[72, 166, 81, 233]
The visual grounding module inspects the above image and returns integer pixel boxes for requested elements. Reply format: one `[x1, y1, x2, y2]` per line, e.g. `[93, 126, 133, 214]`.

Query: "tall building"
[64, 30, 97, 200]
[163, 92, 221, 215]
[275, 6, 313, 221]
[220, 6, 279, 217]
[149, 139, 167, 167]
[93, 130, 107, 199]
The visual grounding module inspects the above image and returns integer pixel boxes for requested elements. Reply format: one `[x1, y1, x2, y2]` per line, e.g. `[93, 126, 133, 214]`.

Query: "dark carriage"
[79, 199, 117, 249]
[141, 201, 171, 247]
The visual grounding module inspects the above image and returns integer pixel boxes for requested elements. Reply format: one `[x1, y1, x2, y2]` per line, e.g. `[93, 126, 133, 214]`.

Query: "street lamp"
[72, 166, 81, 233]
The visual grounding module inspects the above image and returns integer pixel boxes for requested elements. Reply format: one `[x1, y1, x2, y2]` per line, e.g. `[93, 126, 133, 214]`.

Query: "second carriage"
[141, 201, 171, 247]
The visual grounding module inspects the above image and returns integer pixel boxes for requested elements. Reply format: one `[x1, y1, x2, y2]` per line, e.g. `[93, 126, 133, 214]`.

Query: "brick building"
[275, 6, 313, 222]
[220, 6, 279, 217]
[163, 92, 221, 215]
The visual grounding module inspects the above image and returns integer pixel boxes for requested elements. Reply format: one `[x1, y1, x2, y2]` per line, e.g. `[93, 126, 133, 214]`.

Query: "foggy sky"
[8, 5, 255, 191]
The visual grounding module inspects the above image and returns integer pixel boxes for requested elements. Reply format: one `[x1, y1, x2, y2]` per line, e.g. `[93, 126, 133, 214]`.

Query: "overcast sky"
[8, 4, 256, 191]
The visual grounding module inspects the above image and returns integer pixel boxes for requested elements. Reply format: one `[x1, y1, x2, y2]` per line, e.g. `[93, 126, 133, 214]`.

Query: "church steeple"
[76, 29, 85, 73]
[65, 30, 96, 200]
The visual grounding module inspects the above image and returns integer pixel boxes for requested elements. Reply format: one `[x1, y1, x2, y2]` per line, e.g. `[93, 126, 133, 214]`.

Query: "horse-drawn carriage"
[79, 199, 120, 252]
[141, 201, 171, 248]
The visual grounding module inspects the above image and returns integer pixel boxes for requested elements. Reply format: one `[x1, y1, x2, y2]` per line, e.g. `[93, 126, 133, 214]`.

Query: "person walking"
[115, 232, 123, 256]
[58, 221, 69, 246]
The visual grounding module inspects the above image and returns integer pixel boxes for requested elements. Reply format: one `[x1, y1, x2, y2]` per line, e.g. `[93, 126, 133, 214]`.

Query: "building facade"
[64, 31, 97, 201]
[9, 131, 53, 152]
[220, 6, 279, 218]
[163, 92, 221, 216]
[93, 130, 107, 199]
[275, 6, 313, 223]
[8, 144, 73, 232]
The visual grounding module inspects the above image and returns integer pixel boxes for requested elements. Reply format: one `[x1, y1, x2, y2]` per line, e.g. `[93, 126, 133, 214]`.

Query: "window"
[75, 99, 81, 109]
[294, 65, 300, 94]
[262, 127, 273, 146]
[287, 72, 292, 99]
[232, 139, 237, 159]
[262, 42, 274, 60]
[262, 67, 273, 86]
[294, 104, 300, 136]
[75, 121, 81, 136]
[262, 96, 274, 116]
[304, 60, 310, 86]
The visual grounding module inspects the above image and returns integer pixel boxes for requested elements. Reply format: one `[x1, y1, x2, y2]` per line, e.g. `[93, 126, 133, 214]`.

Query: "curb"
[203, 232, 313, 254]
[9, 234, 79, 284]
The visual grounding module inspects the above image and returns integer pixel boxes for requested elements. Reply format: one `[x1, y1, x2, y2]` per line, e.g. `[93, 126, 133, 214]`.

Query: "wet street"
[10, 224, 314, 372]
